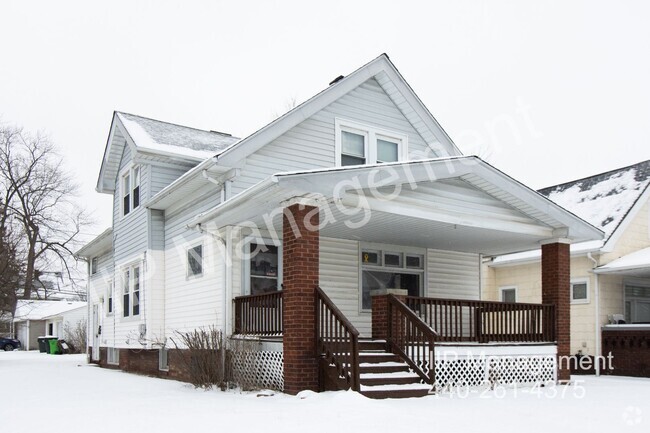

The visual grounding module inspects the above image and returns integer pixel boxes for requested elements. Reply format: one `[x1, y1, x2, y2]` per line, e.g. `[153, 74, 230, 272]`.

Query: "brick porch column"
[371, 289, 408, 340]
[541, 241, 571, 382]
[282, 203, 319, 394]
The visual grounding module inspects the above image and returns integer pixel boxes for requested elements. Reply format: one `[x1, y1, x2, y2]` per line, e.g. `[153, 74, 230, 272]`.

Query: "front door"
[92, 304, 100, 361]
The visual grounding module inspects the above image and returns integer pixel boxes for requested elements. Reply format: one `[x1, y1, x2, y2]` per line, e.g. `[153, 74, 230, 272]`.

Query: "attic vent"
[329, 75, 345, 86]
[210, 130, 232, 137]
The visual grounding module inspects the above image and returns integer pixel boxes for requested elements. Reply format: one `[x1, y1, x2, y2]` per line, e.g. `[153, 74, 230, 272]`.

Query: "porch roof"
[190, 157, 604, 256]
[594, 247, 650, 278]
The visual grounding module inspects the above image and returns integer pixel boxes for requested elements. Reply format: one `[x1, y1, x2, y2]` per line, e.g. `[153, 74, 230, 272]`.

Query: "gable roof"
[13, 300, 87, 322]
[96, 112, 239, 193]
[213, 53, 462, 166]
[144, 53, 464, 209]
[538, 160, 650, 241]
[116, 112, 239, 159]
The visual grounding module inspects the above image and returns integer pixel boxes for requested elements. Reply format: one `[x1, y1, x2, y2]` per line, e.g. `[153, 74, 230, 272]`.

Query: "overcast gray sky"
[2, 0, 650, 238]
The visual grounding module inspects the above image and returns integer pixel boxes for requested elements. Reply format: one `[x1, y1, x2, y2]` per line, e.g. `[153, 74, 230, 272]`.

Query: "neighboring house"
[13, 300, 87, 350]
[76, 54, 602, 398]
[485, 160, 650, 374]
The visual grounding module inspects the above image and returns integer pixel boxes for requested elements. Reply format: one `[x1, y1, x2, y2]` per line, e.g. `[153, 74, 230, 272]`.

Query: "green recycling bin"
[48, 338, 61, 355]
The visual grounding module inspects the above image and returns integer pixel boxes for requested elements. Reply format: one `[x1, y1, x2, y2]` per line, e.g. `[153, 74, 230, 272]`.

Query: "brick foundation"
[541, 242, 570, 381]
[602, 329, 650, 377]
[282, 203, 319, 394]
[92, 347, 191, 382]
[371, 289, 408, 340]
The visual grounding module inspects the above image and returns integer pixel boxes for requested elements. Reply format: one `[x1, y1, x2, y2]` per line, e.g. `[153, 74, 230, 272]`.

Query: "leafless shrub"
[63, 318, 87, 353]
[171, 326, 226, 389]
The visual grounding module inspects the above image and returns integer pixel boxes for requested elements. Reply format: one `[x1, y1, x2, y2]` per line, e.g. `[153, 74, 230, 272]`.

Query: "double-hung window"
[122, 265, 140, 317]
[122, 166, 141, 217]
[107, 281, 113, 315]
[336, 119, 406, 167]
[245, 241, 281, 295]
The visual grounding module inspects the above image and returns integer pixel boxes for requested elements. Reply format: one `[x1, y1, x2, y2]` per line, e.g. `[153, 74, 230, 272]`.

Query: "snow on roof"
[595, 246, 650, 274]
[13, 300, 87, 322]
[116, 112, 240, 160]
[538, 160, 650, 240]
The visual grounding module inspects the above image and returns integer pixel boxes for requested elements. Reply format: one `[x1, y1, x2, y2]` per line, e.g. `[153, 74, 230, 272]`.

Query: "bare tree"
[0, 124, 89, 300]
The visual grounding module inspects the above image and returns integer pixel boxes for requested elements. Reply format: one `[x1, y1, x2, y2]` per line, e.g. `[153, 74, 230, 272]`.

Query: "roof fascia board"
[379, 60, 462, 156]
[601, 183, 650, 253]
[75, 228, 113, 258]
[215, 55, 397, 166]
[96, 113, 118, 193]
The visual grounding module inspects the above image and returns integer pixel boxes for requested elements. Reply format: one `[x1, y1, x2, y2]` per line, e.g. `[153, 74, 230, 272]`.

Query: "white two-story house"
[77, 54, 602, 398]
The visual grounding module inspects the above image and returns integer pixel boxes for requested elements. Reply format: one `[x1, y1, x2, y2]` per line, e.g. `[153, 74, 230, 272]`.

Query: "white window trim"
[106, 279, 114, 316]
[91, 257, 98, 275]
[242, 237, 282, 296]
[107, 347, 119, 365]
[186, 242, 204, 279]
[119, 261, 142, 319]
[359, 242, 426, 313]
[499, 286, 518, 303]
[335, 118, 408, 167]
[570, 278, 590, 304]
[119, 164, 141, 219]
[159, 348, 169, 371]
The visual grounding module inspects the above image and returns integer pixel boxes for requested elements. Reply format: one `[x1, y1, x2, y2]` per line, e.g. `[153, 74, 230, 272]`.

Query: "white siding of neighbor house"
[231, 78, 437, 195]
[163, 192, 224, 340]
[427, 249, 481, 300]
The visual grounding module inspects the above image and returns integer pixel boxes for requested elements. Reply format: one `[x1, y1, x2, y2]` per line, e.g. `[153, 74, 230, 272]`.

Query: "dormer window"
[336, 119, 407, 167]
[122, 166, 141, 217]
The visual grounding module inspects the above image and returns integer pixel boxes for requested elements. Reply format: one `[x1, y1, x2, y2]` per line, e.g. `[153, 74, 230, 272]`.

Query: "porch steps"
[357, 339, 431, 399]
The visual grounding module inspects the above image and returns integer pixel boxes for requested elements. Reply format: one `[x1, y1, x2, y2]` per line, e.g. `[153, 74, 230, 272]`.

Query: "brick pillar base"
[371, 289, 408, 340]
[282, 203, 319, 394]
[542, 241, 571, 382]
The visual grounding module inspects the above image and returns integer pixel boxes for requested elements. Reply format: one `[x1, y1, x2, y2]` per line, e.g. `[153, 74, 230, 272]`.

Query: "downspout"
[587, 252, 601, 376]
[202, 170, 225, 203]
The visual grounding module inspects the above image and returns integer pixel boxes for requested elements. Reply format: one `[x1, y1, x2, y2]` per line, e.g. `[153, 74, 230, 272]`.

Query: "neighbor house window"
[187, 244, 203, 278]
[122, 265, 141, 317]
[336, 119, 407, 167]
[500, 287, 517, 303]
[624, 284, 650, 323]
[122, 165, 141, 216]
[91, 257, 98, 275]
[246, 242, 280, 295]
[360, 246, 424, 310]
[571, 280, 589, 304]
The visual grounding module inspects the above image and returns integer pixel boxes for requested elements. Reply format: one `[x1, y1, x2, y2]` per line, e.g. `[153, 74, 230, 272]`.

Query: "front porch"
[232, 288, 559, 397]
[189, 158, 603, 396]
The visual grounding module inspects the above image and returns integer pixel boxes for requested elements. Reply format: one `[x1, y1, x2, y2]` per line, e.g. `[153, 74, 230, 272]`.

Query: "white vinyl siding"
[163, 192, 224, 338]
[427, 249, 480, 300]
[231, 77, 436, 195]
[319, 238, 369, 336]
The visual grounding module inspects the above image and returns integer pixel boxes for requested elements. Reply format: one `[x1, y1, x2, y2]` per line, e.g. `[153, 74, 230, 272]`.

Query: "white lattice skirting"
[230, 337, 284, 391]
[433, 345, 557, 392]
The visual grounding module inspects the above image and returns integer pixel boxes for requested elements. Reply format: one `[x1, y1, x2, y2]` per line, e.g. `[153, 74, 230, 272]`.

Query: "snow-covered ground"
[2, 351, 649, 433]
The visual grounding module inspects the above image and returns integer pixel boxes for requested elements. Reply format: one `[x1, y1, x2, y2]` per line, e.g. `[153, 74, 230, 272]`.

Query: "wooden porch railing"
[233, 291, 283, 335]
[387, 295, 436, 385]
[404, 296, 556, 343]
[315, 286, 360, 392]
